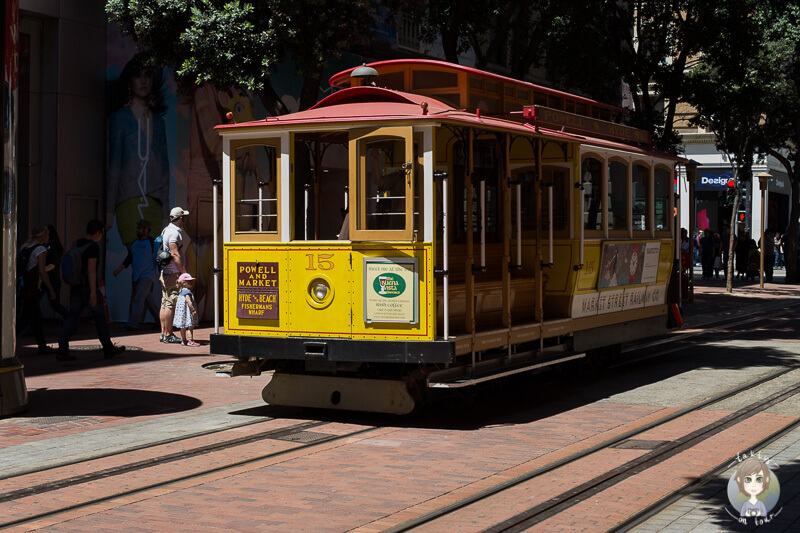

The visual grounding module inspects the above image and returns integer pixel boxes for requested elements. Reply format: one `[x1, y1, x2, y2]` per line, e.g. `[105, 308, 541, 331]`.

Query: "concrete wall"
[20, 0, 106, 246]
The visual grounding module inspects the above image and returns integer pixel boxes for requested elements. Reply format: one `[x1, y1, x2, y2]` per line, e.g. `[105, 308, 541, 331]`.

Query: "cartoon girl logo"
[727, 456, 781, 521]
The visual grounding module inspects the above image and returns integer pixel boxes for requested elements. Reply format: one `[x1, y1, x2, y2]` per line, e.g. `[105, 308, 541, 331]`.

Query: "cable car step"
[427, 352, 586, 389]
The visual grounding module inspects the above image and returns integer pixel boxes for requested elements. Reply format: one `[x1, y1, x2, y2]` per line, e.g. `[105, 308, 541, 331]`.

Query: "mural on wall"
[105, 21, 364, 324]
[105, 26, 179, 324]
[177, 84, 267, 321]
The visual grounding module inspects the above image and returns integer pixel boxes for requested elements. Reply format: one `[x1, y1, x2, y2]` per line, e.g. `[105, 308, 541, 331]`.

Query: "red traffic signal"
[737, 212, 746, 222]
[727, 179, 735, 188]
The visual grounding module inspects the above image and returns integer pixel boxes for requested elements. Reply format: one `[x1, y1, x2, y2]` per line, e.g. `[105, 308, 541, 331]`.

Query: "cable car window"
[542, 167, 569, 232]
[632, 164, 649, 231]
[654, 167, 671, 231]
[412, 70, 458, 90]
[608, 160, 628, 231]
[232, 140, 279, 238]
[454, 140, 501, 242]
[362, 139, 407, 231]
[581, 157, 602, 231]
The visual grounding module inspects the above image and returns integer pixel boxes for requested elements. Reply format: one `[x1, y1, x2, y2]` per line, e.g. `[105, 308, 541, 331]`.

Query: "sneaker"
[104, 345, 126, 359]
[56, 351, 77, 361]
[159, 334, 166, 343]
[185, 340, 200, 347]
[163, 334, 182, 344]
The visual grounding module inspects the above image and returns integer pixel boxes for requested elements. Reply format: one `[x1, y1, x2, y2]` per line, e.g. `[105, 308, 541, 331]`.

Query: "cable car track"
[383, 363, 800, 532]
[0, 422, 382, 530]
[0, 409, 305, 482]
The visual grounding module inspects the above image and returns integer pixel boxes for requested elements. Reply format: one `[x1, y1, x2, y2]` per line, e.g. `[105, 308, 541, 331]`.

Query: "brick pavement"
[2, 274, 800, 531]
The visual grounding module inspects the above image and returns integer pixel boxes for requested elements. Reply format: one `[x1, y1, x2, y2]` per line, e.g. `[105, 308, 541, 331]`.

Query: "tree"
[684, 0, 770, 292]
[754, 3, 800, 283]
[106, 0, 373, 114]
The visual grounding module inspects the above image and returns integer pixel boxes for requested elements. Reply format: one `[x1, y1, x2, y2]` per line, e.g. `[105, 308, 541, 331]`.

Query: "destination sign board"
[524, 105, 652, 146]
[236, 262, 279, 320]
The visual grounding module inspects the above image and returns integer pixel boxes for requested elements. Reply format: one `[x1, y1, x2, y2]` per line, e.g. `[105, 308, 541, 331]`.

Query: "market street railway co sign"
[236, 262, 279, 320]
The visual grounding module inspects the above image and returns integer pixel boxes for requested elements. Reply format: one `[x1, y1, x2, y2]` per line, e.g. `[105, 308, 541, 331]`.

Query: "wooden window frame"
[229, 137, 282, 242]
[348, 127, 415, 241]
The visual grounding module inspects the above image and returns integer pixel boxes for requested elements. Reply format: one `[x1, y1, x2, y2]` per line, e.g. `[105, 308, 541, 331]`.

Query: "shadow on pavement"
[20, 388, 202, 418]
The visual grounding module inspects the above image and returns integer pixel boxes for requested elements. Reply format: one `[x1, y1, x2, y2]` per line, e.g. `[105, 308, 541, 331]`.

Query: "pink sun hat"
[178, 273, 195, 282]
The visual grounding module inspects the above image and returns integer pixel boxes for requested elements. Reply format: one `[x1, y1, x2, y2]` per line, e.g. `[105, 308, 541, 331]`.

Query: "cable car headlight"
[306, 277, 334, 309]
[312, 282, 328, 301]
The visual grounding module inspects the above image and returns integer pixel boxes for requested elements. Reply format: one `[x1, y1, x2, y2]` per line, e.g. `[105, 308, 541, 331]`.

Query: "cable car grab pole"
[213, 178, 220, 334]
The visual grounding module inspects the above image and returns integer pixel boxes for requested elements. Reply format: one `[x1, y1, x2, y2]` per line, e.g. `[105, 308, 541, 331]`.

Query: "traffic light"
[737, 211, 746, 223]
[726, 178, 736, 198]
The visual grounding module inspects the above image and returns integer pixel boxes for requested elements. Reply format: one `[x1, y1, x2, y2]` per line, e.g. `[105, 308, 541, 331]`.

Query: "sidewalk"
[679, 268, 800, 328]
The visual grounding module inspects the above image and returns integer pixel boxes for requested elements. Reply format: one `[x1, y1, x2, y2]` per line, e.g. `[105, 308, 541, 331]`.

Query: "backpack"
[153, 232, 172, 268]
[62, 240, 93, 287]
[16, 245, 40, 300]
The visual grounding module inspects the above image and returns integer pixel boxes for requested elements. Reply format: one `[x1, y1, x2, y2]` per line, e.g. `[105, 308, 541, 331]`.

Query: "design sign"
[364, 257, 418, 323]
[236, 262, 279, 320]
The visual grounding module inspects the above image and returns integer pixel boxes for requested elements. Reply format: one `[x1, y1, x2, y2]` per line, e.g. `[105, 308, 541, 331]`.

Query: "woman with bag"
[16, 226, 57, 354]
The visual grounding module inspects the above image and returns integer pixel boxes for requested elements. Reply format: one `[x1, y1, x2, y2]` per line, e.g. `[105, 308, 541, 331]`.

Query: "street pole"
[1, 0, 28, 416]
[757, 172, 772, 289]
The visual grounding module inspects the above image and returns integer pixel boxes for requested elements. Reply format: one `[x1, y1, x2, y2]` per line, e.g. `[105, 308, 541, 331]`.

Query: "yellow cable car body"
[210, 60, 692, 414]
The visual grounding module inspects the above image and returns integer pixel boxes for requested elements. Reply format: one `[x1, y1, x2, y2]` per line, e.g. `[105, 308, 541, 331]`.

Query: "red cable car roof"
[328, 58, 627, 114]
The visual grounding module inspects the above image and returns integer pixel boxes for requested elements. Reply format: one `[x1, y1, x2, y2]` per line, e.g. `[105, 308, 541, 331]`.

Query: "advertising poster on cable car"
[598, 241, 661, 289]
[363, 258, 418, 324]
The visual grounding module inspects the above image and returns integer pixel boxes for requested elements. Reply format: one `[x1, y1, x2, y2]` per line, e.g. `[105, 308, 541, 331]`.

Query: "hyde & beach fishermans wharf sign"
[236, 262, 279, 320]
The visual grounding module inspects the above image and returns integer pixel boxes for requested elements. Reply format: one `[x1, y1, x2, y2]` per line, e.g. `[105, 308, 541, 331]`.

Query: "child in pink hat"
[173, 273, 199, 346]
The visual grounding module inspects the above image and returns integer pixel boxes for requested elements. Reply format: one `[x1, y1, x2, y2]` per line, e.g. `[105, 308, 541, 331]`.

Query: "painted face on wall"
[130, 69, 154, 100]
[743, 470, 765, 496]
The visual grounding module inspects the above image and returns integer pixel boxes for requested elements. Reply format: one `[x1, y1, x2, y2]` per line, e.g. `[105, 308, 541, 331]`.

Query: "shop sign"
[364, 257, 418, 323]
[697, 172, 733, 190]
[236, 262, 279, 320]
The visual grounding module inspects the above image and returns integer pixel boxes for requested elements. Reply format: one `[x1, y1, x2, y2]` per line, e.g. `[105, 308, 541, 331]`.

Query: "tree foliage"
[684, 0, 800, 286]
[106, 0, 372, 113]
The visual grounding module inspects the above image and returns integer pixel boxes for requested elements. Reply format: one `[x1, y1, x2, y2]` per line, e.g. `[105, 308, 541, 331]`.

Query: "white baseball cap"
[169, 207, 189, 220]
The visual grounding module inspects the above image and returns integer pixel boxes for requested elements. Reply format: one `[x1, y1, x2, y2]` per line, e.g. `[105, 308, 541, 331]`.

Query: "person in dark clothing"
[16, 226, 58, 354]
[760, 230, 775, 282]
[699, 229, 716, 279]
[56, 220, 126, 361]
[735, 233, 750, 279]
[43, 224, 68, 319]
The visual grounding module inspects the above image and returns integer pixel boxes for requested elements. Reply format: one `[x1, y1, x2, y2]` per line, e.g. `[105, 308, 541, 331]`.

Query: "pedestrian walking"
[699, 228, 716, 279]
[760, 230, 774, 282]
[159, 207, 189, 343]
[43, 224, 68, 319]
[56, 220, 126, 361]
[112, 219, 160, 330]
[16, 226, 57, 354]
[774, 232, 784, 268]
[173, 273, 199, 346]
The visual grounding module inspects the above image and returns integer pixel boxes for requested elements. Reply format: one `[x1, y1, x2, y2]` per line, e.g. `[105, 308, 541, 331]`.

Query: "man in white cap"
[158, 206, 189, 343]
